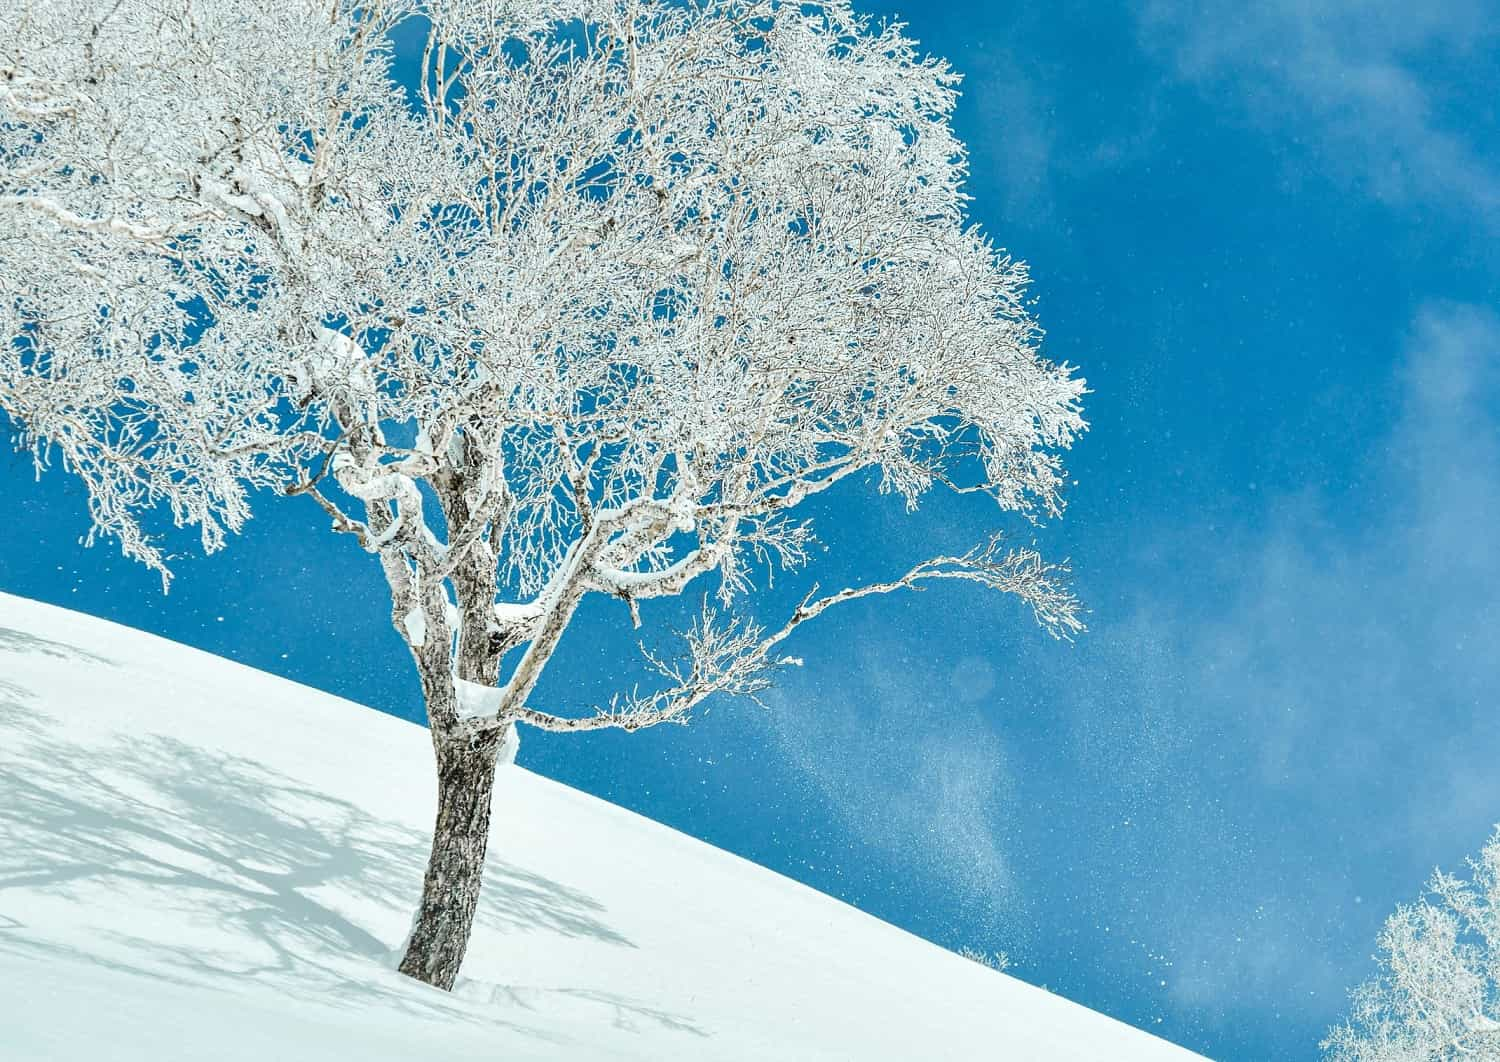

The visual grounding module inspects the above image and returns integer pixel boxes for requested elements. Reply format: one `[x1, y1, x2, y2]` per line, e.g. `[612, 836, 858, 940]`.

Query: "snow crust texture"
[0, 593, 1203, 1061]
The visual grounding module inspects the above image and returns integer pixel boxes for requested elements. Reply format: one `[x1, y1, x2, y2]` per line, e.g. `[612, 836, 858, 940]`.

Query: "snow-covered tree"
[1324, 828, 1500, 1060]
[0, 0, 1086, 989]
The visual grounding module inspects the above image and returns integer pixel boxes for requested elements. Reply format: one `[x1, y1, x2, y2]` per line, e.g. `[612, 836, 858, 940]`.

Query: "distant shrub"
[958, 946, 1013, 973]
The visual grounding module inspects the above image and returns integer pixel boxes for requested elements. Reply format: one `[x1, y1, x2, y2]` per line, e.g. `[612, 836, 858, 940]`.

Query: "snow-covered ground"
[0, 593, 1203, 1061]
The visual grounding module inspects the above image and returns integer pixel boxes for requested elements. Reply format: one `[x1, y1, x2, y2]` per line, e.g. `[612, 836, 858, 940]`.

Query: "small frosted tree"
[1324, 828, 1500, 1060]
[1, 0, 1086, 988]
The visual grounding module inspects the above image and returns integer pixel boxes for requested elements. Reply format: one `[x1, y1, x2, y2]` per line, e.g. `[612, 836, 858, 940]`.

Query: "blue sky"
[3, 2, 1498, 1058]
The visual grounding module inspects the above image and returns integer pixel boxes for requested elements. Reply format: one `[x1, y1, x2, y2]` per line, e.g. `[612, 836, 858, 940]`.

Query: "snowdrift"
[0, 593, 1203, 1060]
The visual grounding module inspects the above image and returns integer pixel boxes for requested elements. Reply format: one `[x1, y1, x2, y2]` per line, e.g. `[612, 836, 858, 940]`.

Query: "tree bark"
[397, 728, 502, 990]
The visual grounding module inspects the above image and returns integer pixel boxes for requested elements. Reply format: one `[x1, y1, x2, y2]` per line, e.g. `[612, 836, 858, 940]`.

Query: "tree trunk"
[397, 728, 502, 990]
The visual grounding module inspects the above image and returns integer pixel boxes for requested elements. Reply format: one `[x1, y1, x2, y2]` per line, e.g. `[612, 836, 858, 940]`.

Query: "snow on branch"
[768, 536, 1086, 646]
[492, 604, 792, 735]
[0, 194, 181, 243]
[463, 537, 1079, 739]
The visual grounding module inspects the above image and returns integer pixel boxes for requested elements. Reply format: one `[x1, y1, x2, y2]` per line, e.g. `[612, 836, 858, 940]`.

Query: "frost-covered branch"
[457, 539, 1080, 738]
[2, 0, 1087, 735]
[467, 604, 790, 735]
[1, 194, 183, 243]
[767, 537, 1085, 647]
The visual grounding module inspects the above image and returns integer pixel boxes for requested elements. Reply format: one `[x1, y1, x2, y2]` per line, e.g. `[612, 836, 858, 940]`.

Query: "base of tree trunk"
[397, 730, 502, 990]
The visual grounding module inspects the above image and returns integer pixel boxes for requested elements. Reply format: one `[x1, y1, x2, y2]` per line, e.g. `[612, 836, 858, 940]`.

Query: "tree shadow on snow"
[455, 981, 711, 1039]
[0, 625, 116, 666]
[0, 689, 704, 1040]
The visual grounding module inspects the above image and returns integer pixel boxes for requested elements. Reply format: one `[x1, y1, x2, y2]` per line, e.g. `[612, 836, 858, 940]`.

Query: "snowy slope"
[0, 593, 1204, 1061]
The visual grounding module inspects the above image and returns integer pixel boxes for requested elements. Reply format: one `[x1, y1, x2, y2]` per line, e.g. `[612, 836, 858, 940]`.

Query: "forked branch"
[462, 535, 1081, 739]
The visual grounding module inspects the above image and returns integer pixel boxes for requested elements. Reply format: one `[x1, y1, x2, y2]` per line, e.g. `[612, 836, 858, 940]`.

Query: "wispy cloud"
[1106, 301, 1500, 1019]
[1186, 303, 1499, 794]
[1139, 0, 1500, 224]
[961, 46, 1059, 224]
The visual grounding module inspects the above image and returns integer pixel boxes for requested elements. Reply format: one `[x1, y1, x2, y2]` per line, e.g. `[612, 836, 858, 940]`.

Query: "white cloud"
[1139, 0, 1500, 223]
[961, 46, 1059, 223]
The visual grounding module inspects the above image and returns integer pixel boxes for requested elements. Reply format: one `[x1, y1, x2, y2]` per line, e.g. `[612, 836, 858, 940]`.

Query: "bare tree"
[1, 0, 1087, 989]
[1325, 828, 1500, 1061]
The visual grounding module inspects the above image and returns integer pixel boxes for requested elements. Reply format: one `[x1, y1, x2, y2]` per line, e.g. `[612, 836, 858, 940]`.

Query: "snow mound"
[0, 593, 1203, 1061]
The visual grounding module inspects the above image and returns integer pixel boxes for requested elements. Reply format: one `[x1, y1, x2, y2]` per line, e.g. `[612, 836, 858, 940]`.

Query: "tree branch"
[762, 536, 1085, 648]
[2, 194, 181, 243]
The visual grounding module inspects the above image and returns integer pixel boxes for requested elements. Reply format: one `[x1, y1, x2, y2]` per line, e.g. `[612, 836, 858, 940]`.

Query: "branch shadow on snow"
[455, 981, 712, 1039]
[0, 625, 116, 666]
[0, 688, 704, 1040]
